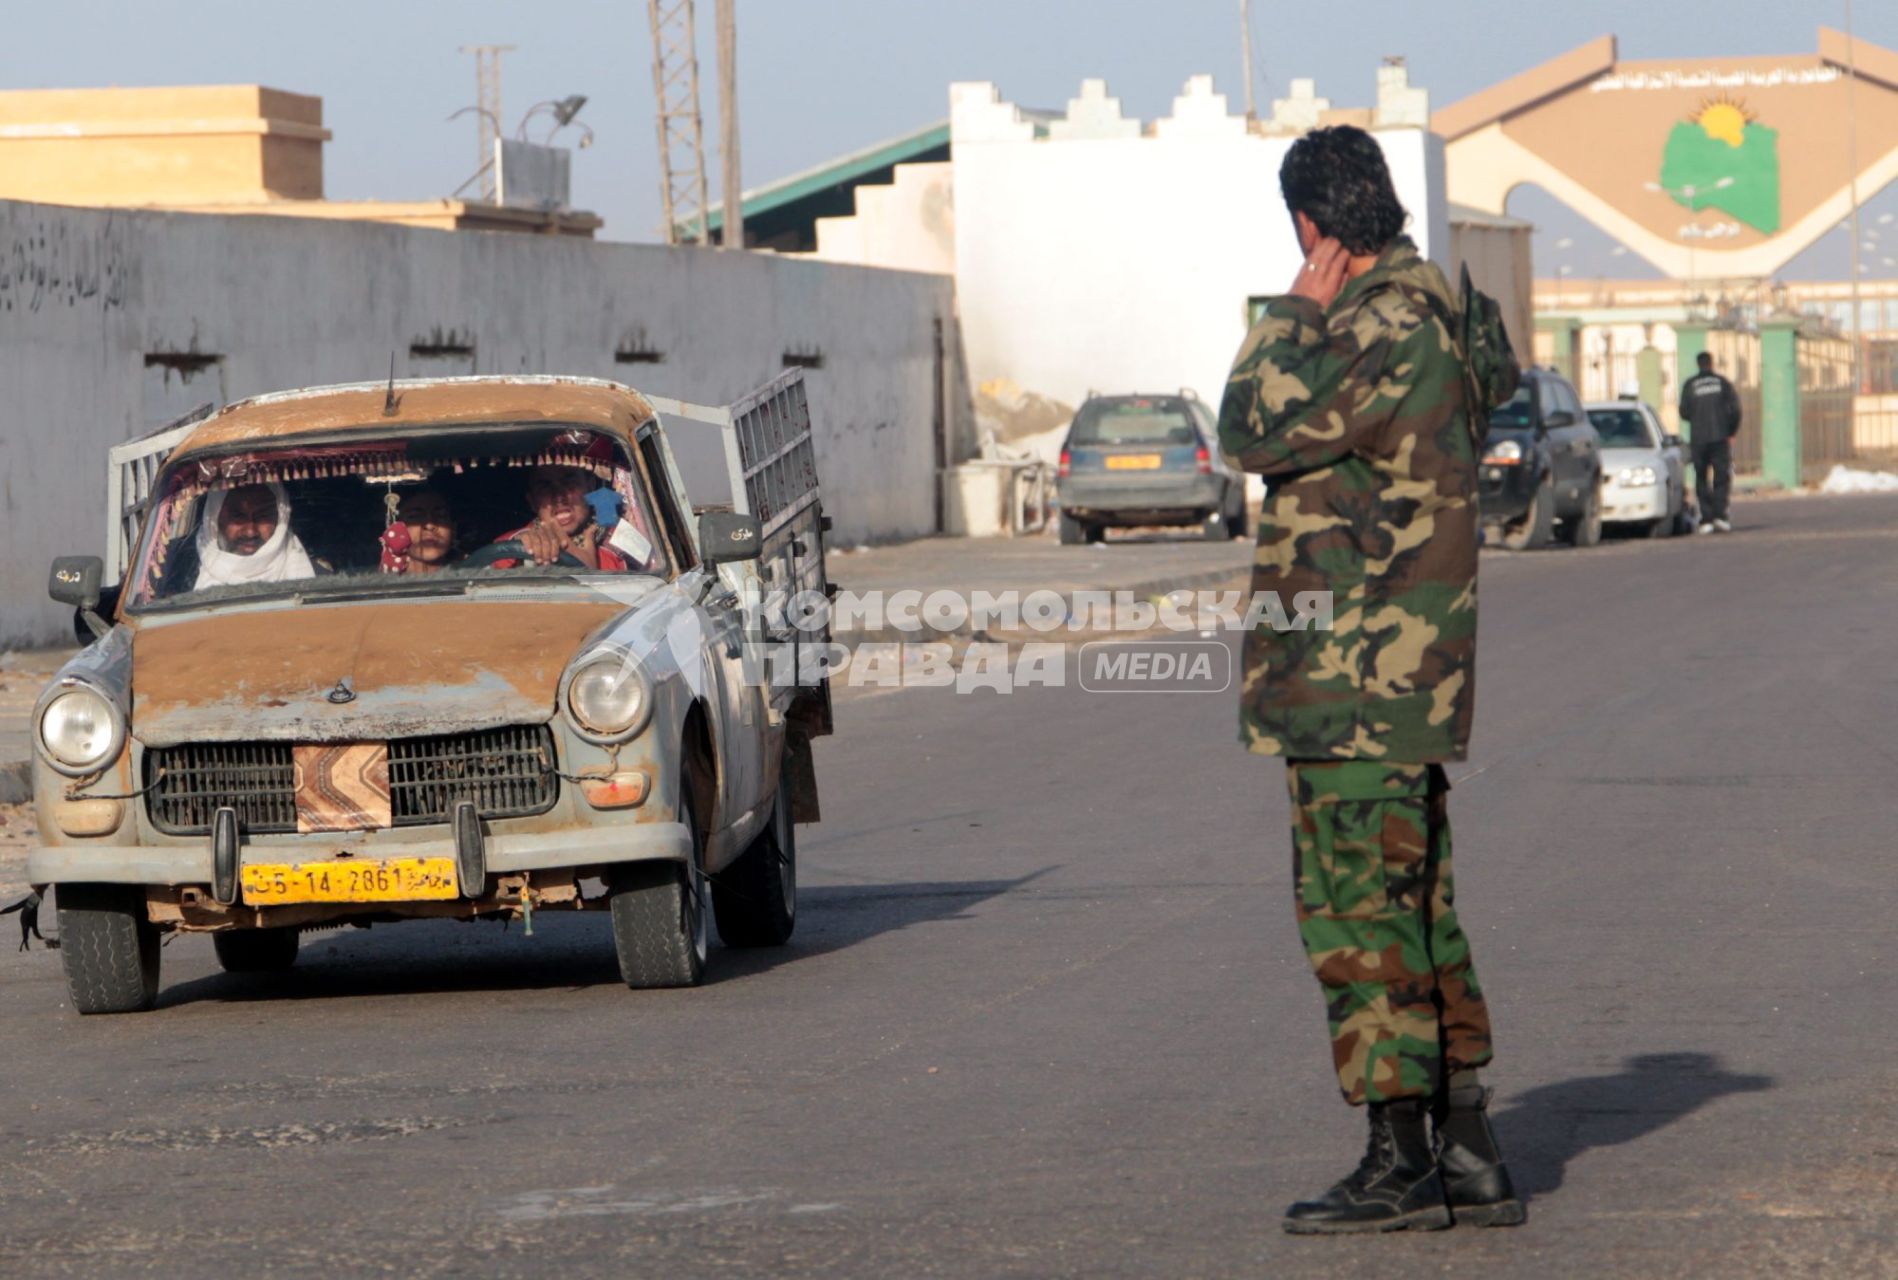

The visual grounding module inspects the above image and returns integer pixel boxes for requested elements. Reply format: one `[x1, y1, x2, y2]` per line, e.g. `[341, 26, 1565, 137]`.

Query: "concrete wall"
[0, 85, 328, 205]
[948, 76, 1451, 438]
[0, 198, 966, 646]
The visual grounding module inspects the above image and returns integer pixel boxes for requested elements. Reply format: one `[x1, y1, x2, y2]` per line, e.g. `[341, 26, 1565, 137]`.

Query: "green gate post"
[1759, 318, 1801, 490]
[1672, 323, 1710, 441]
[1535, 316, 1581, 384]
[1637, 346, 1665, 415]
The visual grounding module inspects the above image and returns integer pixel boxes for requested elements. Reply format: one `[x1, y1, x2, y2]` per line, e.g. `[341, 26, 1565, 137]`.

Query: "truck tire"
[1561, 477, 1603, 548]
[610, 789, 708, 989]
[712, 766, 797, 948]
[1226, 488, 1250, 540]
[1058, 513, 1087, 545]
[57, 883, 160, 1014]
[1501, 474, 1554, 551]
[213, 927, 300, 973]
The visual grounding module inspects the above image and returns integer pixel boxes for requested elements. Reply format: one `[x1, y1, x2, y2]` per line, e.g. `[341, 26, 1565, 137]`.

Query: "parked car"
[1478, 367, 1604, 550]
[1055, 392, 1248, 544]
[1585, 398, 1692, 538]
[30, 373, 833, 1012]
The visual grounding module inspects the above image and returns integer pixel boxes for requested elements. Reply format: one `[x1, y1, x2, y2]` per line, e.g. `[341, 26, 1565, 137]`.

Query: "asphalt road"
[3, 494, 1896, 1278]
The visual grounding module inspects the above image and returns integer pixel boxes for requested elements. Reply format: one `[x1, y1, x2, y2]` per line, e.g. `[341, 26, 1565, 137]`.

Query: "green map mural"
[1658, 98, 1781, 234]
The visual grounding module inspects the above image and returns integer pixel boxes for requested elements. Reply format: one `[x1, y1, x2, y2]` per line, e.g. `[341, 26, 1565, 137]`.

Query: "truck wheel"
[1561, 478, 1603, 548]
[1226, 489, 1250, 540]
[1501, 475, 1554, 551]
[57, 884, 160, 1014]
[213, 927, 300, 973]
[712, 766, 797, 948]
[610, 789, 708, 989]
[1058, 513, 1086, 545]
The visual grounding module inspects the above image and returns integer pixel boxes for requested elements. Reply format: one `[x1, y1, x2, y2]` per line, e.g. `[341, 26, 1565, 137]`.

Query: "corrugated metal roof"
[684, 119, 950, 240]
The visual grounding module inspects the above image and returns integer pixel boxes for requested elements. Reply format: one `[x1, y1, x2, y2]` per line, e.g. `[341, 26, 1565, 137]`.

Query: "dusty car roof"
[170, 376, 658, 459]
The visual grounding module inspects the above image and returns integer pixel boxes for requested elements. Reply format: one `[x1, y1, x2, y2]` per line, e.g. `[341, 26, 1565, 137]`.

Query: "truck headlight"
[1617, 465, 1658, 487]
[1483, 439, 1522, 465]
[38, 683, 123, 775]
[565, 651, 652, 742]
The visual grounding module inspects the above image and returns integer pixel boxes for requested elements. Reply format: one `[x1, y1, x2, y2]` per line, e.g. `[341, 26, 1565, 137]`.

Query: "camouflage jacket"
[1217, 236, 1506, 763]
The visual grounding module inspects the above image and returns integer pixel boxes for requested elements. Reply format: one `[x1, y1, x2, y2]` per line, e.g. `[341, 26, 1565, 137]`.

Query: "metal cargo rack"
[645, 370, 834, 735]
[104, 403, 217, 586]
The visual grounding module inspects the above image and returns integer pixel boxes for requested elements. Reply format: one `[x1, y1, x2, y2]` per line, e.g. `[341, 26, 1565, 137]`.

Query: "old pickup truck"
[29, 372, 833, 1012]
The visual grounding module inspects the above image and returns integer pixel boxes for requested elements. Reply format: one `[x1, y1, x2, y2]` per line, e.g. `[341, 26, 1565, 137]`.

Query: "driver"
[193, 481, 316, 590]
[491, 465, 651, 571]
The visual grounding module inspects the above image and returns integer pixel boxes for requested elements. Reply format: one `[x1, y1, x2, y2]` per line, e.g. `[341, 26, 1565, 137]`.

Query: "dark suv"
[1055, 393, 1247, 544]
[1479, 367, 1603, 549]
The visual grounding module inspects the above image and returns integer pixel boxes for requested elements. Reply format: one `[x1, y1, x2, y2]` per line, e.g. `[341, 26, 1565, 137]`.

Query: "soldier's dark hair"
[1697, 352, 1713, 367]
[1279, 126, 1409, 256]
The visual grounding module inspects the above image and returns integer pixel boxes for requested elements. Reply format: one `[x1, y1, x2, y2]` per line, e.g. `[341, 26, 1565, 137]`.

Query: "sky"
[4, 0, 1896, 280]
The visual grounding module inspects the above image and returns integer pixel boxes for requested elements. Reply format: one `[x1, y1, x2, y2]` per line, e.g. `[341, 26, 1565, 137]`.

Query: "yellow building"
[0, 84, 600, 236]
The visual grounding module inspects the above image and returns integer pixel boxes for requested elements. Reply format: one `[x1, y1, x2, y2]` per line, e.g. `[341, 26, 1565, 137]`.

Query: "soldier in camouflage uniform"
[1217, 126, 1524, 1234]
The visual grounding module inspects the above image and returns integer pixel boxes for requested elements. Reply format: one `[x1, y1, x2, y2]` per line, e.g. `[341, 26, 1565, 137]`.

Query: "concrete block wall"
[0, 198, 967, 646]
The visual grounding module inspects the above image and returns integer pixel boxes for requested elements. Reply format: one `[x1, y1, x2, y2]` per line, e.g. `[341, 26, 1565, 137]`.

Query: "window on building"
[1866, 341, 1898, 396]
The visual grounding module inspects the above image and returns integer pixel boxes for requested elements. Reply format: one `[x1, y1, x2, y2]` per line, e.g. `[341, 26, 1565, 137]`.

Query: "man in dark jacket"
[1678, 352, 1742, 533]
[1219, 126, 1522, 1235]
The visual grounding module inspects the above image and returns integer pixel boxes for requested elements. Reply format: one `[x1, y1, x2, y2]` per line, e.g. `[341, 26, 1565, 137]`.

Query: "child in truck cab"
[491, 465, 658, 572]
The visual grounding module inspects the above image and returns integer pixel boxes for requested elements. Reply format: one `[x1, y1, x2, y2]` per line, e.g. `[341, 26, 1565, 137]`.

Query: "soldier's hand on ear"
[1289, 237, 1349, 309]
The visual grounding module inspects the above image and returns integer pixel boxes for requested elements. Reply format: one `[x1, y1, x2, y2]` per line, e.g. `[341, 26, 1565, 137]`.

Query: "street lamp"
[1645, 177, 1736, 315]
[516, 94, 593, 145]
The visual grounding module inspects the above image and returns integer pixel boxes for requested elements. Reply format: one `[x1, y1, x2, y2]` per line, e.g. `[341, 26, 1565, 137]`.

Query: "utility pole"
[647, 0, 711, 245]
[715, 0, 743, 248]
[1845, 0, 1865, 390]
[1239, 0, 1256, 120]
[460, 44, 515, 202]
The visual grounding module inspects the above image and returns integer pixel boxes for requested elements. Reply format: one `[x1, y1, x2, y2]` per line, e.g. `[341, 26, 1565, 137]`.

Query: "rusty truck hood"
[130, 598, 626, 745]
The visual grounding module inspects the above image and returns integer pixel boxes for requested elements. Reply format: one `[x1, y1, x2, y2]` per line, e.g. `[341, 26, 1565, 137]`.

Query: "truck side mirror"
[49, 556, 104, 610]
[698, 511, 761, 565]
[51, 555, 111, 641]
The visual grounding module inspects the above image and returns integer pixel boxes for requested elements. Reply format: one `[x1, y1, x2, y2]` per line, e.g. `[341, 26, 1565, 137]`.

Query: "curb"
[832, 562, 1250, 651]
[0, 760, 30, 806]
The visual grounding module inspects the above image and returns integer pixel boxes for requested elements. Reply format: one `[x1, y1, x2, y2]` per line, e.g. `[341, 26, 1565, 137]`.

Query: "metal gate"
[103, 402, 216, 586]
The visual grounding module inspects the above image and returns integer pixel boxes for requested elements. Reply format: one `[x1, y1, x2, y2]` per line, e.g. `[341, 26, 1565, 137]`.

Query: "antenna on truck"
[383, 352, 399, 416]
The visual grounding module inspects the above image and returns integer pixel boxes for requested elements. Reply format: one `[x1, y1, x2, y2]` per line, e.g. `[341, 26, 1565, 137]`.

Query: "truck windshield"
[1488, 386, 1534, 431]
[125, 426, 670, 610]
[1586, 408, 1655, 448]
[1069, 399, 1197, 446]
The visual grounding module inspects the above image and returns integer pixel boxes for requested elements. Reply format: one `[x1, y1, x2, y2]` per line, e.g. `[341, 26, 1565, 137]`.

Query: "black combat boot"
[1434, 1084, 1527, 1227]
[1283, 1098, 1452, 1234]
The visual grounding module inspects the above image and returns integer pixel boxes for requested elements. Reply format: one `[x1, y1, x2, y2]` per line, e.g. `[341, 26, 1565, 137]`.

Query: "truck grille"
[145, 725, 558, 835]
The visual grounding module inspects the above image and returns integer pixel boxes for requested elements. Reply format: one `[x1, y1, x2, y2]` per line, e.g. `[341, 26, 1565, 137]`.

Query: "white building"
[705, 65, 1526, 467]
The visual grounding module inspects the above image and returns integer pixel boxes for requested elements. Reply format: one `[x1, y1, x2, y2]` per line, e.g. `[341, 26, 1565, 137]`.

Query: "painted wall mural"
[1438, 30, 1898, 279]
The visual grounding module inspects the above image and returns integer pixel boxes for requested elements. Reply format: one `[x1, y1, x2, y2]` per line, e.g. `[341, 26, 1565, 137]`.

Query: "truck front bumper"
[29, 822, 692, 888]
[1477, 464, 1538, 525]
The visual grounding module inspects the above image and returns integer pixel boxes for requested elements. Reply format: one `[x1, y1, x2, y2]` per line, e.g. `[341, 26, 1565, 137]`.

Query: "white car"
[1583, 400, 1690, 538]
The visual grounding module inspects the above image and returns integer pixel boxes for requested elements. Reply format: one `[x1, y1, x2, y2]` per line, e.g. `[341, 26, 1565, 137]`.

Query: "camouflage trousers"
[1286, 760, 1493, 1105]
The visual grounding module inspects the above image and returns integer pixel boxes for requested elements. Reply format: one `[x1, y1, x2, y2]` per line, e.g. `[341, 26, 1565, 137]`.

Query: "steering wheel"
[460, 539, 587, 570]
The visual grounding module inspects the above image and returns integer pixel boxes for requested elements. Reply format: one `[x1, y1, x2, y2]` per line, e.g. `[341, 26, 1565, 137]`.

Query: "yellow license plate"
[241, 857, 459, 905]
[1105, 454, 1163, 470]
